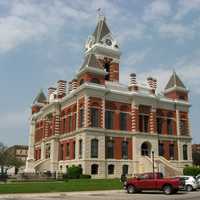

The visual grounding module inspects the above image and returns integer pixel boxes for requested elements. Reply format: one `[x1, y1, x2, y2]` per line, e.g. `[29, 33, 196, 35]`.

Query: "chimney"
[68, 81, 72, 93]
[147, 77, 154, 88]
[128, 73, 138, 91]
[153, 78, 157, 90]
[72, 79, 78, 91]
[57, 80, 67, 98]
[48, 87, 56, 101]
[129, 73, 137, 86]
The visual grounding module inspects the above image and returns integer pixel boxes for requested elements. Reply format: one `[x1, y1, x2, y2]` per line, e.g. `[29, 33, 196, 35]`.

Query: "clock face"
[105, 39, 112, 46]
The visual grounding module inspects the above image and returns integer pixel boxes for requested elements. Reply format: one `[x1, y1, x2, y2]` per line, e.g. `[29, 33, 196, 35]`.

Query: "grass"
[0, 179, 123, 194]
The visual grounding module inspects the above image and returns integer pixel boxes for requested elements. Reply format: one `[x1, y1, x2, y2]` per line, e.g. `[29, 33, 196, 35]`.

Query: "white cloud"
[158, 23, 194, 40]
[175, 0, 200, 20]
[143, 0, 171, 22]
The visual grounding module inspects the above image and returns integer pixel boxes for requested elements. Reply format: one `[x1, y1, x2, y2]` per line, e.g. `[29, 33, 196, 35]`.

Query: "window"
[79, 139, 83, 158]
[121, 141, 128, 159]
[91, 78, 100, 84]
[108, 164, 114, 175]
[45, 144, 51, 159]
[91, 108, 99, 127]
[91, 164, 98, 175]
[73, 141, 76, 159]
[122, 165, 129, 175]
[183, 144, 188, 160]
[79, 79, 84, 85]
[159, 143, 164, 156]
[169, 144, 174, 159]
[60, 144, 64, 160]
[104, 63, 110, 80]
[79, 109, 84, 128]
[139, 115, 149, 132]
[106, 138, 114, 159]
[167, 119, 173, 135]
[91, 139, 98, 158]
[69, 115, 72, 132]
[120, 112, 127, 131]
[157, 118, 163, 134]
[105, 110, 114, 129]
[63, 118, 66, 132]
[66, 143, 70, 158]
[180, 120, 188, 135]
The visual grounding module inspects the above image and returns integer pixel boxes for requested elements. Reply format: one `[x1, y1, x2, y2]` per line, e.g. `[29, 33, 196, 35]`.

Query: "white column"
[50, 138, 59, 172]
[84, 95, 89, 127]
[102, 97, 105, 128]
[176, 109, 181, 161]
[25, 119, 36, 173]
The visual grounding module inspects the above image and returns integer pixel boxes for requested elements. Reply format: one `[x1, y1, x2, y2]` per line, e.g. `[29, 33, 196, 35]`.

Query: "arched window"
[108, 164, 114, 175]
[141, 142, 151, 156]
[91, 139, 98, 158]
[91, 164, 98, 175]
[106, 138, 114, 159]
[91, 78, 100, 84]
[183, 144, 188, 160]
[122, 165, 129, 175]
[91, 108, 99, 127]
[121, 141, 128, 159]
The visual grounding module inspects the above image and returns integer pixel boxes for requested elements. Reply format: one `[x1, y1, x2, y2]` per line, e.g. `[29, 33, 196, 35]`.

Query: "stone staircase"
[139, 156, 182, 177]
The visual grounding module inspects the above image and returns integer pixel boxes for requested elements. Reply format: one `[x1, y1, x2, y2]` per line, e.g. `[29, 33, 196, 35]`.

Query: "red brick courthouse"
[25, 16, 192, 178]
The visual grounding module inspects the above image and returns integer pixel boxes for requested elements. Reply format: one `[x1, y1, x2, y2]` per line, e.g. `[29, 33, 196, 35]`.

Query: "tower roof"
[33, 89, 47, 104]
[165, 71, 186, 91]
[92, 16, 111, 44]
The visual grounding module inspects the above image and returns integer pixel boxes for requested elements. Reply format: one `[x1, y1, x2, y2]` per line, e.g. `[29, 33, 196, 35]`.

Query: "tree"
[0, 142, 24, 175]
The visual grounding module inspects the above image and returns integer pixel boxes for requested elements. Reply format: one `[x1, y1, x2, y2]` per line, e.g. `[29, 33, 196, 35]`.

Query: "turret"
[164, 71, 188, 101]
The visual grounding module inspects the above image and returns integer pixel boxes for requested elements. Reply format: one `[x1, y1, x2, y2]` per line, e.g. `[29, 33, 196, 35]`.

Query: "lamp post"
[152, 151, 155, 179]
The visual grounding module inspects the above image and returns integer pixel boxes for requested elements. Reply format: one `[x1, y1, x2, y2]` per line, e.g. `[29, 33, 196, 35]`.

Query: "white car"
[178, 176, 198, 192]
[195, 175, 200, 188]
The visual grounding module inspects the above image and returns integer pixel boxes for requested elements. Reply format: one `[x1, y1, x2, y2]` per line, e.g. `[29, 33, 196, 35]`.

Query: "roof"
[92, 16, 111, 43]
[80, 53, 99, 70]
[165, 71, 186, 90]
[33, 89, 47, 104]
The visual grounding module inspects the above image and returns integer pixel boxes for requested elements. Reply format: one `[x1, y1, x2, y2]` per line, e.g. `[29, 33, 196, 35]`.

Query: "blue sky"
[0, 0, 200, 146]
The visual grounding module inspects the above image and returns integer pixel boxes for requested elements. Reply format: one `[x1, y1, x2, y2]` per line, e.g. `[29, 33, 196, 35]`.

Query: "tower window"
[104, 63, 110, 80]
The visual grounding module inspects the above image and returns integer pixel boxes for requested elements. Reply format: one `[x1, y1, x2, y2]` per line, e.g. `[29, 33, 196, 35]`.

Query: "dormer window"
[91, 78, 100, 84]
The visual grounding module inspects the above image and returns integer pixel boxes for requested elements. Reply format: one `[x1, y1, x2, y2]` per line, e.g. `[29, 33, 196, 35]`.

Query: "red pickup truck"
[124, 172, 183, 195]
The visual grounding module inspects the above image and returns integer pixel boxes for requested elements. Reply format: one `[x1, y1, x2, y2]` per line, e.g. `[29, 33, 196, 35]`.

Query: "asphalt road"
[0, 190, 200, 200]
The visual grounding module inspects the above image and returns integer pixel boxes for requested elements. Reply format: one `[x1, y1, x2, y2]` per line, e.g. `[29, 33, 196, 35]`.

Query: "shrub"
[67, 165, 82, 179]
[183, 166, 200, 176]
[80, 174, 91, 179]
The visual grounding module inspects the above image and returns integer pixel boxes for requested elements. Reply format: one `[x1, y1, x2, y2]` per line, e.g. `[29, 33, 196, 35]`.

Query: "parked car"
[124, 172, 183, 195]
[176, 176, 198, 192]
[195, 175, 200, 188]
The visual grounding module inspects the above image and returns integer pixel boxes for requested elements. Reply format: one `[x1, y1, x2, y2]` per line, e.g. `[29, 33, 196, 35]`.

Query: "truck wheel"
[186, 185, 193, 192]
[163, 185, 172, 195]
[127, 185, 136, 194]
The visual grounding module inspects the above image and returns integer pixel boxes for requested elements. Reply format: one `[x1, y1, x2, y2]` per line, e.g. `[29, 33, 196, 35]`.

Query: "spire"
[33, 89, 47, 104]
[92, 15, 111, 44]
[165, 71, 186, 91]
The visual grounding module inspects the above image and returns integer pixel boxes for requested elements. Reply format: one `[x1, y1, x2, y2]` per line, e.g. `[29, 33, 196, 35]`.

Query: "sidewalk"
[0, 190, 124, 199]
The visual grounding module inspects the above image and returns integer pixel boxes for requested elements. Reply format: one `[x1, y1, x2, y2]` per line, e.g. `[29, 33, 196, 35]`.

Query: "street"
[0, 190, 200, 200]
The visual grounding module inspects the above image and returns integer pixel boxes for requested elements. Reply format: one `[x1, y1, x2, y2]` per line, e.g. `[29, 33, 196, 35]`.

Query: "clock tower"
[76, 15, 121, 85]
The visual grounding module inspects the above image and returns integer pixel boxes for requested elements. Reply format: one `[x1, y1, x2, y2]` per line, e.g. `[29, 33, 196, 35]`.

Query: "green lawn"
[0, 179, 123, 194]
